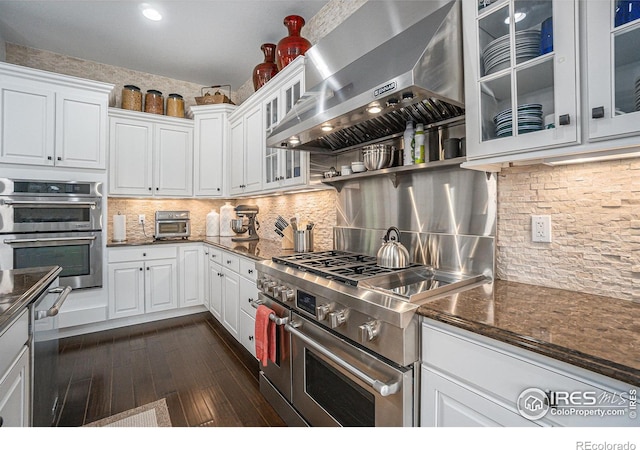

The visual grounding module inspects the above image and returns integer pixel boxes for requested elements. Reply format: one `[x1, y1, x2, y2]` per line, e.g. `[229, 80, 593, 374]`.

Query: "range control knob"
[358, 320, 380, 342]
[316, 304, 331, 321]
[281, 289, 295, 302]
[329, 309, 348, 328]
[272, 285, 286, 296]
[263, 281, 277, 292]
[256, 277, 268, 289]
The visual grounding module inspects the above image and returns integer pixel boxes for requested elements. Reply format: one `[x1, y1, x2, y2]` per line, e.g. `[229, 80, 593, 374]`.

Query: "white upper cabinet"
[463, 0, 579, 163]
[191, 104, 236, 197]
[262, 60, 308, 191]
[586, 0, 640, 141]
[109, 109, 193, 197]
[0, 62, 112, 169]
[228, 102, 263, 196]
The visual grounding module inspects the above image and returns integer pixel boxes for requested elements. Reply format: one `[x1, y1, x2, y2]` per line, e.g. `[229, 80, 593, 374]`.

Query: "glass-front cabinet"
[262, 61, 306, 190]
[587, 0, 640, 141]
[464, 0, 579, 161]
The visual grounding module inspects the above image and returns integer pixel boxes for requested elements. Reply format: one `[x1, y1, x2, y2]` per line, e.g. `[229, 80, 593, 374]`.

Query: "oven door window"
[305, 350, 375, 427]
[157, 222, 187, 234]
[14, 244, 90, 278]
[13, 206, 90, 224]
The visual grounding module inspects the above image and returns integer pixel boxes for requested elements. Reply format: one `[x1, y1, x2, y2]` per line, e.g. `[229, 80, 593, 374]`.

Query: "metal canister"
[166, 93, 185, 118]
[121, 85, 142, 111]
[144, 89, 164, 115]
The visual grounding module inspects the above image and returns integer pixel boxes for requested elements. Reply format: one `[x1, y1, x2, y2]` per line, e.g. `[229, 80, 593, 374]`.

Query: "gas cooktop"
[272, 250, 421, 286]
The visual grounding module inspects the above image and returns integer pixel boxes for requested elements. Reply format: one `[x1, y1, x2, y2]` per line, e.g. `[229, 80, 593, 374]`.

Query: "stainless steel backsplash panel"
[333, 167, 496, 277]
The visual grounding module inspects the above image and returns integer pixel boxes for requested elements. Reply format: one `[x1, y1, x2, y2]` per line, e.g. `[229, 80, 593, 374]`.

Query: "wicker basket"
[195, 85, 235, 105]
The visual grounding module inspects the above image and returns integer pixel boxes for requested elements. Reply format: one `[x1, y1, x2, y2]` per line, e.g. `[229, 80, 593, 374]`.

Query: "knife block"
[281, 225, 294, 250]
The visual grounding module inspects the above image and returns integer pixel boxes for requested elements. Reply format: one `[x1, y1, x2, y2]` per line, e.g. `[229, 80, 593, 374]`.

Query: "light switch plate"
[532, 215, 552, 243]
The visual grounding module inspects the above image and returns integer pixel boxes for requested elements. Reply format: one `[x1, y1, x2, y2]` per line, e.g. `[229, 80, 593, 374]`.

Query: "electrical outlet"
[532, 215, 552, 243]
[138, 214, 145, 225]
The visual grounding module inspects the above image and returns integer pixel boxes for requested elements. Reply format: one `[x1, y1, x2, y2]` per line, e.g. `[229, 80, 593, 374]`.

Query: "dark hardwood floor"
[55, 311, 286, 427]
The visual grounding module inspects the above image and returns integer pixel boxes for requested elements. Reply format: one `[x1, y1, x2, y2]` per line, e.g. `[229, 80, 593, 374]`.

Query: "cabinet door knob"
[558, 114, 570, 126]
[217, 188, 221, 192]
[57, 156, 62, 161]
[592, 106, 605, 119]
[249, 335, 254, 341]
[47, 156, 52, 161]
[248, 269, 254, 274]
[156, 187, 159, 191]
[248, 297, 253, 303]
[227, 260, 232, 264]
[148, 187, 152, 191]
[146, 267, 150, 271]
[139, 267, 143, 271]
[143, 253, 146, 256]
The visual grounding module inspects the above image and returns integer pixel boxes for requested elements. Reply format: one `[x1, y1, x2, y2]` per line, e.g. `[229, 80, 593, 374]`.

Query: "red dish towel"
[255, 305, 277, 367]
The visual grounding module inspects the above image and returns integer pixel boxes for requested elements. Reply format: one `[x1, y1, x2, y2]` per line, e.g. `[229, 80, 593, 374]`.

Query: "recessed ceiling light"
[504, 12, 526, 24]
[142, 5, 162, 21]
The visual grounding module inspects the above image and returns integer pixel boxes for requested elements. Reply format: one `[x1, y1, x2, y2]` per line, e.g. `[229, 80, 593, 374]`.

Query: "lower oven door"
[287, 312, 414, 427]
[255, 292, 292, 402]
[0, 231, 103, 289]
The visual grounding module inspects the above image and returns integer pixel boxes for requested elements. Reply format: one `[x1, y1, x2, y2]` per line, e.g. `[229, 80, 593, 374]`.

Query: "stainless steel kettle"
[376, 227, 410, 269]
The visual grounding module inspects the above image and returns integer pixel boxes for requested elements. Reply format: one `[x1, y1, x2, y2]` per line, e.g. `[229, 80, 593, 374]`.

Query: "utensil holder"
[293, 229, 313, 252]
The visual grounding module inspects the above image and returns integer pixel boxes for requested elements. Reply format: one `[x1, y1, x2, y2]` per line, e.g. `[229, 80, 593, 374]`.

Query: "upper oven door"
[0, 231, 103, 289]
[288, 312, 414, 427]
[0, 196, 102, 233]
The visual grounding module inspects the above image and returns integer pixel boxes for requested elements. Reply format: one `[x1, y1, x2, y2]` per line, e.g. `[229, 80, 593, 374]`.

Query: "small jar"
[166, 93, 185, 118]
[144, 89, 164, 115]
[121, 85, 142, 111]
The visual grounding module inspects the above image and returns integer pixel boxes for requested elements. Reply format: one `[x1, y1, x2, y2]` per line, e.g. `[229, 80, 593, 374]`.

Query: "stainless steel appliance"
[0, 179, 103, 289]
[154, 210, 190, 240]
[267, 0, 464, 153]
[231, 205, 259, 242]
[256, 250, 488, 427]
[31, 279, 72, 427]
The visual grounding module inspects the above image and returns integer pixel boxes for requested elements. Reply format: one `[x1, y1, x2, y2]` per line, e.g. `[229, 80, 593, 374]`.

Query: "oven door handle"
[35, 286, 72, 320]
[285, 321, 401, 397]
[4, 236, 97, 244]
[2, 200, 97, 208]
[250, 298, 289, 326]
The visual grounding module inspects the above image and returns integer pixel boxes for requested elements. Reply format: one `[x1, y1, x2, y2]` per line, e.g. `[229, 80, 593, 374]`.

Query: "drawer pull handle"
[558, 114, 570, 126]
[592, 106, 605, 119]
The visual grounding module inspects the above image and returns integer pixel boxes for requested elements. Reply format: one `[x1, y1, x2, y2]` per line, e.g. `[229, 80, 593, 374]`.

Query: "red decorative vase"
[253, 43, 279, 91]
[276, 15, 311, 71]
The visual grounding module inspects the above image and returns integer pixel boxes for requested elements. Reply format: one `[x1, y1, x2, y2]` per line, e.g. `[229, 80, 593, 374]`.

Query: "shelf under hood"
[267, 0, 464, 154]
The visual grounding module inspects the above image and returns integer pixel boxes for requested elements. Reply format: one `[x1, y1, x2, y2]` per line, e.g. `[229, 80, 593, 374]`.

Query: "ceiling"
[0, 1, 328, 89]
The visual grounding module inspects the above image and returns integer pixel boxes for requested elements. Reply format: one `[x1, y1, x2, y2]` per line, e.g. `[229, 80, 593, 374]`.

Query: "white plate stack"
[635, 77, 640, 111]
[493, 103, 544, 138]
[482, 30, 541, 76]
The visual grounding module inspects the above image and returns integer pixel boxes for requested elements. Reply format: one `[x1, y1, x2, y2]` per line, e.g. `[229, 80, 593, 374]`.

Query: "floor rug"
[84, 399, 171, 427]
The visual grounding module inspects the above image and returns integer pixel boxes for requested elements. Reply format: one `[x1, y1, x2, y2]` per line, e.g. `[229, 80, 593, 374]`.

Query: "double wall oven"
[0, 179, 103, 289]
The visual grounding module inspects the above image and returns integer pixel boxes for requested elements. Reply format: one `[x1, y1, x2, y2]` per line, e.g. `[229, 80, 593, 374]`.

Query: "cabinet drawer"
[239, 258, 257, 281]
[0, 310, 29, 377]
[239, 276, 258, 317]
[208, 247, 223, 264]
[108, 246, 177, 263]
[221, 251, 240, 273]
[421, 320, 637, 427]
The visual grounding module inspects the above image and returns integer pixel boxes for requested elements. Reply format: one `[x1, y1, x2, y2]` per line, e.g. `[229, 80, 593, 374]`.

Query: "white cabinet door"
[154, 123, 193, 197]
[228, 116, 245, 195]
[222, 268, 240, 339]
[179, 246, 203, 308]
[55, 92, 106, 169]
[145, 258, 178, 313]
[243, 104, 264, 194]
[0, 346, 30, 427]
[0, 81, 55, 166]
[239, 309, 256, 357]
[193, 109, 230, 196]
[586, 1, 640, 141]
[464, 0, 579, 161]
[108, 261, 145, 319]
[109, 116, 153, 196]
[421, 366, 538, 427]
[208, 258, 223, 320]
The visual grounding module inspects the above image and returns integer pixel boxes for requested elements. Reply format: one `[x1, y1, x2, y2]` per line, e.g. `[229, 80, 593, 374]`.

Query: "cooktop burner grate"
[272, 251, 415, 286]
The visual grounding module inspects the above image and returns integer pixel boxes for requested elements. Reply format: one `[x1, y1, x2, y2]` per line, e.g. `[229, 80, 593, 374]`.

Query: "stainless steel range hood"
[266, 0, 464, 154]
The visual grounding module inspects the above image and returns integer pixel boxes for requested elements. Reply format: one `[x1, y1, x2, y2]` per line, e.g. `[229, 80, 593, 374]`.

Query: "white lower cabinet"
[0, 310, 30, 427]
[421, 319, 638, 427]
[205, 245, 258, 355]
[108, 246, 178, 320]
[178, 245, 204, 308]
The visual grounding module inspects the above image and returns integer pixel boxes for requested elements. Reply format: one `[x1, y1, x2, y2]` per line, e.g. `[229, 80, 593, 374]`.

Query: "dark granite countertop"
[0, 266, 62, 333]
[107, 235, 331, 262]
[417, 280, 640, 387]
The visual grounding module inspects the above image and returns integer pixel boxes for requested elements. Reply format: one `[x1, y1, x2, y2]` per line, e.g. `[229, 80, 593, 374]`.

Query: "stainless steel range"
[255, 250, 488, 427]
